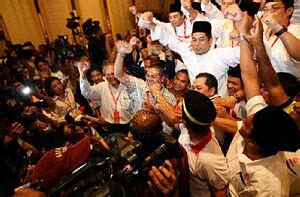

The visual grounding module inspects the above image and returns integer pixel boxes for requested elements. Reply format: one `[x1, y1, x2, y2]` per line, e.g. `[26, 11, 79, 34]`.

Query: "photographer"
[22, 108, 188, 196]
[129, 109, 190, 196]
[82, 19, 107, 66]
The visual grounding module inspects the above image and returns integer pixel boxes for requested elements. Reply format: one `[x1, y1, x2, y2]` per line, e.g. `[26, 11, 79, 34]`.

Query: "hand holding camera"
[147, 160, 178, 196]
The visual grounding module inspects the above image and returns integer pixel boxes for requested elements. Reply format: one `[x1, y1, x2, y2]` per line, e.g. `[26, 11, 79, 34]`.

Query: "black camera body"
[52, 36, 85, 65]
[82, 19, 101, 41]
[66, 12, 80, 30]
[46, 133, 183, 196]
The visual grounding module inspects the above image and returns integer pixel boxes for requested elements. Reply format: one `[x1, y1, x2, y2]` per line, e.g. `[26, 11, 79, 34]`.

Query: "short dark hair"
[148, 65, 164, 75]
[195, 73, 218, 94]
[266, 0, 294, 8]
[227, 65, 241, 78]
[44, 76, 63, 97]
[34, 56, 49, 71]
[87, 66, 102, 78]
[177, 69, 189, 76]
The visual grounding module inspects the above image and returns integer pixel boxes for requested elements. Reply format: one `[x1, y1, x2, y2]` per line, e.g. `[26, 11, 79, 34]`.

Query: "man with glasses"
[78, 62, 133, 134]
[114, 41, 177, 114]
[261, 0, 300, 79]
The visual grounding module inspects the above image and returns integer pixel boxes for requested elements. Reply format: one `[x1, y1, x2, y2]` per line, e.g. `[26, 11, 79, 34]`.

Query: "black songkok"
[169, 3, 183, 14]
[182, 90, 216, 128]
[192, 21, 212, 35]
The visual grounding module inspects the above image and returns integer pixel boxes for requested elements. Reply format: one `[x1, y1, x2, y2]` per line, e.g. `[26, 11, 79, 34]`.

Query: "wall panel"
[106, 0, 134, 37]
[0, 0, 44, 45]
[75, 0, 108, 33]
[38, 0, 72, 42]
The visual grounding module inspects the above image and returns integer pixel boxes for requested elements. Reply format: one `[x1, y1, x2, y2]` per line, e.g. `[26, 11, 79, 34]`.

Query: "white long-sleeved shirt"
[79, 78, 133, 124]
[264, 24, 300, 79]
[201, 2, 225, 20]
[146, 20, 240, 97]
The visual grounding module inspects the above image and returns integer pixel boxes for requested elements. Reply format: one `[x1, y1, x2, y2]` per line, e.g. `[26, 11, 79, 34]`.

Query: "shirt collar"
[189, 131, 212, 154]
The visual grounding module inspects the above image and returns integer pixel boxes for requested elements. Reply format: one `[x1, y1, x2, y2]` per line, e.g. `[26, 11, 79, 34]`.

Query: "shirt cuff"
[245, 95, 268, 116]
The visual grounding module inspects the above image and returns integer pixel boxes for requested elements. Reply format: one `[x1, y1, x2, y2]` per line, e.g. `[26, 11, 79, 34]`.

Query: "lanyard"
[271, 22, 290, 47]
[146, 91, 158, 106]
[109, 85, 122, 111]
[174, 20, 190, 40]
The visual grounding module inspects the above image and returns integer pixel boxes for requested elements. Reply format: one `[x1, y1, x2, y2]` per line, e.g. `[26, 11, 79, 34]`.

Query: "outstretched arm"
[246, 16, 290, 106]
[263, 13, 300, 61]
[200, 0, 225, 20]
[181, 0, 199, 22]
[77, 60, 102, 99]
[114, 40, 133, 83]
[235, 12, 261, 100]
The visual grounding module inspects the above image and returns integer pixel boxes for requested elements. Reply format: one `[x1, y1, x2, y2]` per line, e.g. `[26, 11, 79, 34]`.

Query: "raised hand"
[141, 11, 156, 30]
[129, 5, 138, 16]
[181, 0, 192, 11]
[129, 36, 139, 47]
[201, 0, 210, 5]
[116, 40, 133, 55]
[224, 4, 243, 22]
[234, 11, 253, 35]
[76, 59, 90, 79]
[262, 13, 282, 32]
[244, 15, 264, 47]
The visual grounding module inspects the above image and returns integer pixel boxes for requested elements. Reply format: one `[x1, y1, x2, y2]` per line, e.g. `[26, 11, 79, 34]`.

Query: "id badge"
[114, 110, 120, 123]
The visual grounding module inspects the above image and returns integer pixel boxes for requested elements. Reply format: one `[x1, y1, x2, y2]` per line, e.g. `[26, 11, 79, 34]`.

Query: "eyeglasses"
[104, 73, 114, 77]
[145, 73, 161, 79]
[222, 2, 235, 7]
[263, 6, 285, 13]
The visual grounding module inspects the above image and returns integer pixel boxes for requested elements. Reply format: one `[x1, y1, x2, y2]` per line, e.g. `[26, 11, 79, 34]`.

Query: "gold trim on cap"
[182, 100, 209, 126]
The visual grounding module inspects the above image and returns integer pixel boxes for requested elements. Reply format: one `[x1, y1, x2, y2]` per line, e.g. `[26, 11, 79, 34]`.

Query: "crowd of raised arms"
[1, 0, 300, 196]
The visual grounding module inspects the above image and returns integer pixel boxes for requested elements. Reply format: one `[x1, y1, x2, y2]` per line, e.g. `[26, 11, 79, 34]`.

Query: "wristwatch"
[275, 26, 287, 37]
[239, 34, 246, 42]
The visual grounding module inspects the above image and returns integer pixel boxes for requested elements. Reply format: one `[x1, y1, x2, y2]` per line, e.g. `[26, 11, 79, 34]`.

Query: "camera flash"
[22, 86, 31, 95]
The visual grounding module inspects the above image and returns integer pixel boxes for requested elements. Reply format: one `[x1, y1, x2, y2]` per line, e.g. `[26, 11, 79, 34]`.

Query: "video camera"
[51, 35, 85, 65]
[66, 11, 80, 30]
[82, 18, 101, 41]
[46, 132, 183, 196]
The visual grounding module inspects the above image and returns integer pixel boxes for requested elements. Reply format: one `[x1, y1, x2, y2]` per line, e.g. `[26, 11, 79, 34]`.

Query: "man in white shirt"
[182, 90, 229, 197]
[130, 3, 195, 44]
[227, 103, 299, 196]
[78, 62, 133, 134]
[140, 15, 240, 97]
[114, 41, 177, 112]
[229, 12, 300, 195]
[261, 0, 300, 79]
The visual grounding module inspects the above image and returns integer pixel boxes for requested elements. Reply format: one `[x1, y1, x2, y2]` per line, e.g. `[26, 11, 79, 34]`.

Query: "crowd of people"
[1, 0, 300, 196]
